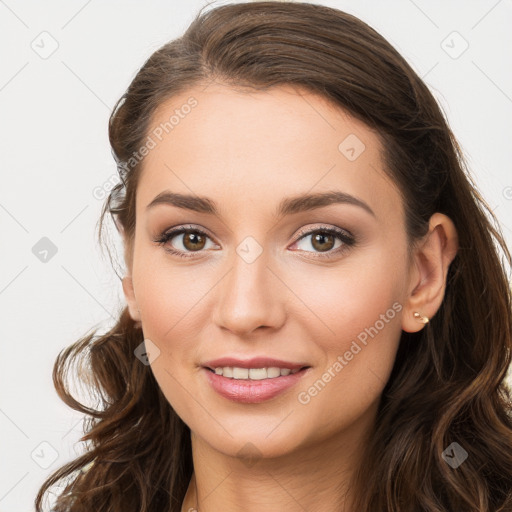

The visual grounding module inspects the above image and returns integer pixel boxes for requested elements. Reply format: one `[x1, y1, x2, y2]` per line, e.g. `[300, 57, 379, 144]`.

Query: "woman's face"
[124, 83, 415, 460]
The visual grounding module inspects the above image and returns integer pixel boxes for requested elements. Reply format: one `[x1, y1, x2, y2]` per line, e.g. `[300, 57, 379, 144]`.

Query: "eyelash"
[153, 224, 356, 260]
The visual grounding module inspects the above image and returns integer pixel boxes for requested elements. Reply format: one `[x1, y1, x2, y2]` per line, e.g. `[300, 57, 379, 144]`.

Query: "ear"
[120, 229, 141, 326]
[402, 213, 458, 333]
[122, 275, 142, 326]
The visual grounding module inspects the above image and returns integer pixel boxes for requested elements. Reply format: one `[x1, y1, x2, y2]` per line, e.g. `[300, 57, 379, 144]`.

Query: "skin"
[122, 82, 458, 512]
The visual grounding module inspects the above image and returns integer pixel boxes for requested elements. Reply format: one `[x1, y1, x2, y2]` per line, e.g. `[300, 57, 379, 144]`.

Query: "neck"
[181, 472, 198, 512]
[181, 404, 377, 512]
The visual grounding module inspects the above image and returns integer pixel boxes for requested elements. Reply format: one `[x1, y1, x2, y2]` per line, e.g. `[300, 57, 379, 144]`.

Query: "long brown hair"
[35, 2, 512, 510]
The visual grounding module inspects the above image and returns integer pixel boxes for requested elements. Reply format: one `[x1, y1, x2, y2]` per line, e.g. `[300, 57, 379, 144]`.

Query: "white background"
[1, 1, 511, 510]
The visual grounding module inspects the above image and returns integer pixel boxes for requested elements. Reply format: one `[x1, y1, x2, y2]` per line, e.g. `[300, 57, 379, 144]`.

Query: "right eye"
[153, 225, 218, 258]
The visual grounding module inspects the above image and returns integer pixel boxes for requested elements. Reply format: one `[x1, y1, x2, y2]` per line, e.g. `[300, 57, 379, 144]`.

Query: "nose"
[212, 247, 286, 337]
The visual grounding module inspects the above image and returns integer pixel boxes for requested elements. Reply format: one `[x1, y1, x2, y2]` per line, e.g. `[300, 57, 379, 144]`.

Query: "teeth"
[266, 367, 281, 378]
[249, 368, 266, 380]
[212, 366, 302, 380]
[233, 367, 249, 379]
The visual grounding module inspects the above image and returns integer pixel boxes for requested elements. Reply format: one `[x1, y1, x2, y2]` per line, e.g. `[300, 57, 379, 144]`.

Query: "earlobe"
[412, 311, 429, 324]
[401, 310, 430, 334]
[402, 213, 458, 333]
[122, 275, 142, 324]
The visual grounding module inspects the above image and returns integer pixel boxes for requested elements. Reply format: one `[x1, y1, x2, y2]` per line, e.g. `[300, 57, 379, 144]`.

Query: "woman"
[35, 1, 512, 511]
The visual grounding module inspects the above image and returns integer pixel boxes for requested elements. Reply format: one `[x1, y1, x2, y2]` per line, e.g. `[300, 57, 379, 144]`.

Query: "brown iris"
[310, 231, 335, 252]
[182, 230, 207, 251]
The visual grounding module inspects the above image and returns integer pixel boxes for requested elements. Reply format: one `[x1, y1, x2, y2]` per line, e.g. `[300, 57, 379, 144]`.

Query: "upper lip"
[202, 357, 310, 370]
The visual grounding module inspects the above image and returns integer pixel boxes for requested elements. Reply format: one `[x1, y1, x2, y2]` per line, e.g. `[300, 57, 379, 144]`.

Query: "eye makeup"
[152, 223, 357, 260]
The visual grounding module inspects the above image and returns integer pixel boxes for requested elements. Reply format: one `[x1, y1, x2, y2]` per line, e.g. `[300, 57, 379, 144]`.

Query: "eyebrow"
[146, 190, 375, 218]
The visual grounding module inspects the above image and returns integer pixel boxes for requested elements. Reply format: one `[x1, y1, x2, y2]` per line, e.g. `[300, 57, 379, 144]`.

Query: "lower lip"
[203, 367, 310, 403]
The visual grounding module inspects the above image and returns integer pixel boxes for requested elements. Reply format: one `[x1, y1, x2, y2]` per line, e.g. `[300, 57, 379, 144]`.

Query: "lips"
[203, 366, 311, 403]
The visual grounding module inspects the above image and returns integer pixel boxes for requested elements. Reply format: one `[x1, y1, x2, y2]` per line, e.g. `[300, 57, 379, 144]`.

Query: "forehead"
[135, 83, 402, 223]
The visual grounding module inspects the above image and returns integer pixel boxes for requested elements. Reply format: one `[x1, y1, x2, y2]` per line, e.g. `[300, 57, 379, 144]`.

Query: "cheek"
[290, 239, 406, 349]
[130, 248, 214, 404]
[291, 245, 406, 426]
[132, 245, 212, 343]
[132, 254, 211, 421]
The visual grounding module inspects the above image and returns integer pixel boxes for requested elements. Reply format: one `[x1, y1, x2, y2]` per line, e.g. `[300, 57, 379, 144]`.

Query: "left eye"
[290, 226, 355, 257]
[293, 229, 344, 253]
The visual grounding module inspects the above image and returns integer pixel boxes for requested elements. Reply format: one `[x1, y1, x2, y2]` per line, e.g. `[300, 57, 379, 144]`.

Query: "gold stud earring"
[413, 311, 429, 324]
